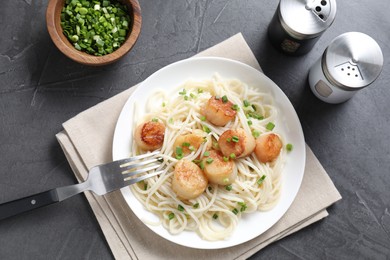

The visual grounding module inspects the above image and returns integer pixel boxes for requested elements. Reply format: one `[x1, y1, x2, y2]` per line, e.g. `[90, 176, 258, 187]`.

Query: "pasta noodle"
[130, 74, 286, 241]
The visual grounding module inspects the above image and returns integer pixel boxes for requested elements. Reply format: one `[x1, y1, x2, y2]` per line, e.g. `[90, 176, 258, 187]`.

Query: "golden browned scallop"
[202, 96, 237, 126]
[218, 128, 256, 158]
[203, 150, 236, 185]
[134, 121, 165, 151]
[173, 132, 206, 157]
[171, 159, 208, 200]
[254, 133, 283, 163]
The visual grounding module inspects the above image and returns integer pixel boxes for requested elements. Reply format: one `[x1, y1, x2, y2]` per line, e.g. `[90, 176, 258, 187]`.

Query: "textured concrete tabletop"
[1, 0, 389, 259]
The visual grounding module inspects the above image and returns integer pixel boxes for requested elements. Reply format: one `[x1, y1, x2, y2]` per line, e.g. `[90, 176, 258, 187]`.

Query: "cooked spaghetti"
[130, 74, 286, 241]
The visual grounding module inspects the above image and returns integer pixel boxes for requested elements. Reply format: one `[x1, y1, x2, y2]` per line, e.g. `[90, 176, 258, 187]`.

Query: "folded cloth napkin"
[56, 33, 341, 259]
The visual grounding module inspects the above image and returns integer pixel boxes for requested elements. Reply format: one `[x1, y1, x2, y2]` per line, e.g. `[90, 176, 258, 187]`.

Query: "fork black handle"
[0, 189, 59, 221]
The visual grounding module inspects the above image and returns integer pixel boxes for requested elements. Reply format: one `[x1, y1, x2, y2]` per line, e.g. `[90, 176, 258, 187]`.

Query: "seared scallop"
[134, 121, 165, 151]
[203, 150, 236, 185]
[171, 159, 208, 200]
[202, 96, 237, 126]
[218, 128, 256, 158]
[254, 133, 283, 163]
[173, 131, 207, 157]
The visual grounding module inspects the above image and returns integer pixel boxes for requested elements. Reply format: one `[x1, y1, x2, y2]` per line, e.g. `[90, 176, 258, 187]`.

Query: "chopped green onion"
[182, 142, 191, 147]
[252, 104, 257, 111]
[257, 175, 266, 185]
[70, 35, 79, 42]
[238, 202, 247, 212]
[197, 88, 203, 94]
[200, 116, 206, 121]
[193, 203, 199, 209]
[223, 156, 229, 162]
[199, 161, 205, 170]
[252, 130, 260, 138]
[212, 213, 219, 219]
[206, 158, 214, 164]
[222, 95, 228, 103]
[225, 185, 232, 191]
[188, 145, 195, 151]
[168, 118, 174, 124]
[203, 151, 210, 157]
[248, 120, 252, 126]
[168, 213, 175, 220]
[202, 125, 211, 134]
[231, 104, 240, 111]
[184, 95, 189, 101]
[226, 138, 231, 143]
[266, 122, 275, 131]
[162, 102, 166, 107]
[230, 153, 236, 159]
[286, 143, 293, 151]
[243, 100, 250, 107]
[179, 89, 186, 95]
[190, 93, 196, 99]
[248, 112, 264, 120]
[232, 136, 239, 143]
[151, 118, 158, 122]
[78, 7, 88, 15]
[178, 205, 185, 212]
[60, 0, 131, 56]
[232, 208, 239, 215]
[175, 147, 183, 159]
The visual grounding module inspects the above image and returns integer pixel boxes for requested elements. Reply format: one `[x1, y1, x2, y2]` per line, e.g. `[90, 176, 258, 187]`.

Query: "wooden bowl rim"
[46, 0, 142, 66]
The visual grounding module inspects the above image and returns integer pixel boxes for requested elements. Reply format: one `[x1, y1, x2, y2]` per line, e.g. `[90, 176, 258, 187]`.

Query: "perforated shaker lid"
[279, 0, 337, 40]
[322, 32, 384, 90]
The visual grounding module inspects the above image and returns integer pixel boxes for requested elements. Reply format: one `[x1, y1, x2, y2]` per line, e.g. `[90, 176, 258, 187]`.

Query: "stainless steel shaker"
[308, 32, 384, 103]
[268, 0, 337, 55]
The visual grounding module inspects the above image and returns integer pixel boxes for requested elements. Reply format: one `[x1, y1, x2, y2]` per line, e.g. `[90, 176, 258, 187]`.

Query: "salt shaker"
[268, 0, 337, 55]
[308, 32, 384, 104]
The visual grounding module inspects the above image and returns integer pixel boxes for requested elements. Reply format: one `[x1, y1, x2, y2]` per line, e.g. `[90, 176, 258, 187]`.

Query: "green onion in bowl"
[60, 0, 131, 56]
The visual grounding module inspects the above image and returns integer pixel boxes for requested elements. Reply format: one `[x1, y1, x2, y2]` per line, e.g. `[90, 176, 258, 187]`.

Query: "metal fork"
[0, 151, 163, 221]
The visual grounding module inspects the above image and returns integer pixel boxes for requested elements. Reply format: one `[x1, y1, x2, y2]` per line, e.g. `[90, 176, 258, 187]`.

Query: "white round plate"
[112, 57, 305, 249]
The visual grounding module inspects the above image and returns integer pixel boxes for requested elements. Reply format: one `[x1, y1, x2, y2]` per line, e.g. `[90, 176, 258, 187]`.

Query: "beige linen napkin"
[56, 33, 341, 259]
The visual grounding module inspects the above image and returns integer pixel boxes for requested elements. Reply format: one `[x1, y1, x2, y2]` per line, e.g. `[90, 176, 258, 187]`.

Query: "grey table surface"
[1, 0, 389, 259]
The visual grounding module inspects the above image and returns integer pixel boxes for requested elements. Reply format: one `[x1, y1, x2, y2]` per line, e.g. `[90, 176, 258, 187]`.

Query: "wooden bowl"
[46, 0, 141, 66]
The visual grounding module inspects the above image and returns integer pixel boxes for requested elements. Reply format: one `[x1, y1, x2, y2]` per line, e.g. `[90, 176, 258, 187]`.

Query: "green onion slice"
[266, 122, 275, 131]
[257, 175, 266, 185]
[222, 95, 228, 103]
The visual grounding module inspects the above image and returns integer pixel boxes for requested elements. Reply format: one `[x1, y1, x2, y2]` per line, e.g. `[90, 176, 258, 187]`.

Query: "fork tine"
[124, 170, 164, 186]
[119, 157, 160, 171]
[108, 151, 161, 167]
[122, 163, 161, 179]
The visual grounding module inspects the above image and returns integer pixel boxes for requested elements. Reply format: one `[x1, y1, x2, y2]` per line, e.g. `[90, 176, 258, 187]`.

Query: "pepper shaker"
[268, 0, 337, 55]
